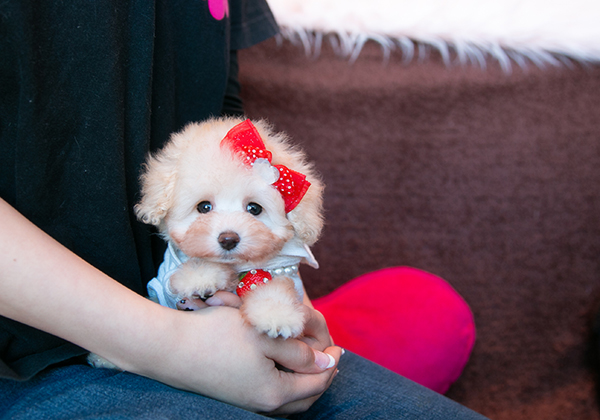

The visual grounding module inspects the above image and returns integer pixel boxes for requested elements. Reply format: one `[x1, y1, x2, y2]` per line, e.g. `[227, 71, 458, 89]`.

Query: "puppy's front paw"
[170, 259, 236, 299]
[240, 277, 305, 339]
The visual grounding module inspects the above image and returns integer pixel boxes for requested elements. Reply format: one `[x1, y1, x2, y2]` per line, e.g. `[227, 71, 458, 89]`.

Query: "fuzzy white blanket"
[267, 0, 600, 68]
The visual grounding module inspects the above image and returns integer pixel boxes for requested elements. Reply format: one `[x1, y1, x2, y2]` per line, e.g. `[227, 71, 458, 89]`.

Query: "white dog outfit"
[147, 239, 318, 309]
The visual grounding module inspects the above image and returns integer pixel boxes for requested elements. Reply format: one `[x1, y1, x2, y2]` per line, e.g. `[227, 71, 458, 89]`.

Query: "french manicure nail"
[315, 350, 336, 370]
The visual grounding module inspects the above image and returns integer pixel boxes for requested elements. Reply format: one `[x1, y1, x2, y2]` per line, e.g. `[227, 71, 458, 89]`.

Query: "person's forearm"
[0, 198, 341, 413]
[0, 198, 167, 367]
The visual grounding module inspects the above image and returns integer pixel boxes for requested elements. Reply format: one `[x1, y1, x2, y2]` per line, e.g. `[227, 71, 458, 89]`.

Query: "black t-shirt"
[0, 0, 277, 380]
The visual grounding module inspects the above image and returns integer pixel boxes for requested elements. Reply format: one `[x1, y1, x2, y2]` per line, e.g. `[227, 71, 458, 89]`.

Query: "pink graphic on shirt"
[208, 0, 229, 20]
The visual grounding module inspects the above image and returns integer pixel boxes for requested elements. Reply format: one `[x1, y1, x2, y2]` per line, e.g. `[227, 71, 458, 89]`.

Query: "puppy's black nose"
[218, 231, 240, 251]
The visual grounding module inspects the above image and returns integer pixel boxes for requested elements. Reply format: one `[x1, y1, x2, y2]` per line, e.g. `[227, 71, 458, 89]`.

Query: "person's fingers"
[264, 336, 342, 374]
[205, 291, 242, 308]
[299, 306, 333, 350]
[266, 365, 340, 416]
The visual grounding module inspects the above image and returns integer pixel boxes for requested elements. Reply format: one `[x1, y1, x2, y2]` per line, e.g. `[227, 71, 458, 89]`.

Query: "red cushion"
[313, 267, 476, 394]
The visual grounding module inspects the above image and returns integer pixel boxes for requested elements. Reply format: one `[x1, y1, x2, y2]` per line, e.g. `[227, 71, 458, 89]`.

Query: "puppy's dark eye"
[246, 202, 262, 216]
[197, 201, 213, 214]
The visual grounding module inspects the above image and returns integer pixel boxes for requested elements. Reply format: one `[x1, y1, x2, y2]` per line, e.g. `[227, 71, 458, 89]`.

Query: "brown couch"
[238, 38, 600, 420]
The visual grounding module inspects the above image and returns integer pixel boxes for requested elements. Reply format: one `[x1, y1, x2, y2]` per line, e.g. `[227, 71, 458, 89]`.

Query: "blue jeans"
[0, 352, 488, 419]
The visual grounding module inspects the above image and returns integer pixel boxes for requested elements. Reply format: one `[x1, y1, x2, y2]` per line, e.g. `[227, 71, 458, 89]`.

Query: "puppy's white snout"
[218, 231, 240, 251]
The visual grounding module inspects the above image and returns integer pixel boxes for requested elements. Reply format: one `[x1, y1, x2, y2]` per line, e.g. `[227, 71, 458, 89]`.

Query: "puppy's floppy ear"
[134, 138, 182, 227]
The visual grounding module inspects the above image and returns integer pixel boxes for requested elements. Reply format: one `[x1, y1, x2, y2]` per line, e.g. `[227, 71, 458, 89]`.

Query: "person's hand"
[298, 304, 334, 352]
[271, 304, 339, 415]
[206, 290, 334, 354]
[205, 290, 337, 355]
[202, 290, 339, 413]
[118, 304, 341, 415]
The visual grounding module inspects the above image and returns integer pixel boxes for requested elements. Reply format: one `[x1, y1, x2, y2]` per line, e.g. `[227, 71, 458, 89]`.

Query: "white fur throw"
[267, 0, 600, 69]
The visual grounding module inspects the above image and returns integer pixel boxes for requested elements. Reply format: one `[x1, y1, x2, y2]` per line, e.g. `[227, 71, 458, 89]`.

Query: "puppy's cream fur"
[135, 117, 324, 247]
[241, 277, 306, 339]
[137, 117, 324, 338]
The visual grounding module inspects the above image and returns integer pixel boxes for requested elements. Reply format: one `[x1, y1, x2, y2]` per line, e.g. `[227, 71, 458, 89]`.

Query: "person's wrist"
[99, 298, 178, 374]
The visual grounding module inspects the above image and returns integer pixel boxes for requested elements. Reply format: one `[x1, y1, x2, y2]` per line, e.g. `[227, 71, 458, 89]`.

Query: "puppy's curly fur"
[137, 117, 324, 338]
[136, 117, 324, 247]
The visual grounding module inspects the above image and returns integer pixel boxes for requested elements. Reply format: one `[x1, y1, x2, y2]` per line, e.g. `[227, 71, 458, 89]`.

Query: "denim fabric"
[0, 352, 488, 420]
[293, 352, 488, 420]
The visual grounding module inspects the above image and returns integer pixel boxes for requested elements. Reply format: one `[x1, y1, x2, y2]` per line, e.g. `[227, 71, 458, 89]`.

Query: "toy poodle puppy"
[92, 117, 324, 372]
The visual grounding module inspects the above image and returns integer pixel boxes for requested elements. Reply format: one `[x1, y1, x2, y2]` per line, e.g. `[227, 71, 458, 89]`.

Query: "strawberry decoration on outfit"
[237, 269, 272, 298]
[220, 119, 310, 213]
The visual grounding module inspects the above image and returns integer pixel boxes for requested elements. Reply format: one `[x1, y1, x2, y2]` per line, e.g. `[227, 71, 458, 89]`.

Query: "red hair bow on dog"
[220, 119, 311, 213]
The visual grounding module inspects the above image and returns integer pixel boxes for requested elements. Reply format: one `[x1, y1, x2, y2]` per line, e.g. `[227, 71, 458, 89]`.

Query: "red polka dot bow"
[220, 119, 311, 213]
